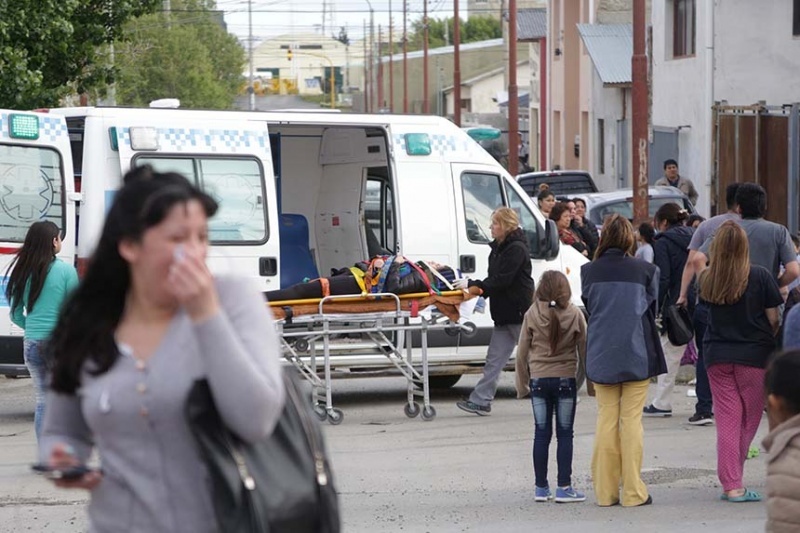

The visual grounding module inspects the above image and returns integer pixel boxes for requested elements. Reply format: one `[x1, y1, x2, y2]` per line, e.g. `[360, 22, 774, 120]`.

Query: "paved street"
[0, 372, 768, 532]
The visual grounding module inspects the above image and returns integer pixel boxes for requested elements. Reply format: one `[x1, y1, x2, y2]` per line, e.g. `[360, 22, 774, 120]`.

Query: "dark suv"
[516, 170, 598, 200]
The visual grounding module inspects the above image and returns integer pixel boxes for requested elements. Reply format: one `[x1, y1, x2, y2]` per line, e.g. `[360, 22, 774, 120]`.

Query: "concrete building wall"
[651, 0, 712, 213]
[549, 0, 584, 170]
[444, 62, 532, 116]
[467, 0, 545, 19]
[714, 0, 800, 104]
[377, 42, 529, 115]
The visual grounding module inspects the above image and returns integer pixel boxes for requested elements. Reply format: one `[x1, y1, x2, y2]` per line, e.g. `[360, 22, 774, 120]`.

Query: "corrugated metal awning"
[577, 23, 632, 86]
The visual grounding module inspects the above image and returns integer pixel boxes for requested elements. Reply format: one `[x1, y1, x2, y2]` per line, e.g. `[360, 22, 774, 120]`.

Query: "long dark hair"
[534, 270, 572, 353]
[49, 166, 218, 394]
[4, 221, 60, 314]
[654, 202, 689, 228]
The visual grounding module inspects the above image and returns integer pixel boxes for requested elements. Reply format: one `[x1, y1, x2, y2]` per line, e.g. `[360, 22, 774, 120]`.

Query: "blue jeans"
[23, 339, 49, 441]
[693, 303, 713, 416]
[530, 377, 577, 488]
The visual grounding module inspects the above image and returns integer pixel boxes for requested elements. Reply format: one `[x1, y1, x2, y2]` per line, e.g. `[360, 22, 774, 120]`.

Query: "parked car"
[572, 186, 697, 227]
[516, 170, 599, 199]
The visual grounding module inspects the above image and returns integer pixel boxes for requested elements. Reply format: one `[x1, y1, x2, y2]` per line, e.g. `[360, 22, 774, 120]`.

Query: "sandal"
[726, 489, 762, 503]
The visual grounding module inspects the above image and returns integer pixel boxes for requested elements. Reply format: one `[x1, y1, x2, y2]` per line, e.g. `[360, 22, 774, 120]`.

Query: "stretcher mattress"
[268, 291, 472, 322]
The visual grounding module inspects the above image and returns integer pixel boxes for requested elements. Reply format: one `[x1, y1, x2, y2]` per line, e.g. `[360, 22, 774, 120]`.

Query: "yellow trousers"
[591, 379, 650, 506]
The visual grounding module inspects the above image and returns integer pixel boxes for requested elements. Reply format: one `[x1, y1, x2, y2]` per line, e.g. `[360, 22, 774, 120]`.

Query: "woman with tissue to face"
[38, 166, 285, 533]
[456, 207, 535, 416]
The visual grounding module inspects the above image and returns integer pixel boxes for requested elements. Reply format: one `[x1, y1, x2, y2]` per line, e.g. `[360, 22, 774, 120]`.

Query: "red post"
[632, 0, 649, 223]
[403, 0, 408, 113]
[539, 37, 547, 171]
[508, 0, 519, 174]
[423, 0, 429, 114]
[378, 25, 384, 110]
[453, 1, 462, 124]
[389, 0, 394, 113]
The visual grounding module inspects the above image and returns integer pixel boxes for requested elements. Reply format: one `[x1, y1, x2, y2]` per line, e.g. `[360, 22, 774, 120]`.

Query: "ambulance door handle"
[259, 257, 278, 276]
[459, 255, 476, 274]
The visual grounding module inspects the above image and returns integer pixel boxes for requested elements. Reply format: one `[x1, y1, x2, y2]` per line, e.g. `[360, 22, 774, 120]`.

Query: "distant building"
[250, 33, 352, 97]
[468, 0, 544, 20]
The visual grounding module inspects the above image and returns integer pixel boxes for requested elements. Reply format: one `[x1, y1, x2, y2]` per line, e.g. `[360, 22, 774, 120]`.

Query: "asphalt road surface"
[0, 372, 768, 532]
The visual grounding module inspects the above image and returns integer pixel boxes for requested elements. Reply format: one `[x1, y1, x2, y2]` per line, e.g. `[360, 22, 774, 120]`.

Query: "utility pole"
[423, 0, 429, 114]
[370, 7, 375, 113]
[248, 0, 255, 110]
[364, 20, 370, 112]
[403, 0, 408, 113]
[453, 0, 462, 125]
[508, 0, 519, 174]
[389, 0, 394, 113]
[632, 0, 649, 223]
[378, 25, 384, 110]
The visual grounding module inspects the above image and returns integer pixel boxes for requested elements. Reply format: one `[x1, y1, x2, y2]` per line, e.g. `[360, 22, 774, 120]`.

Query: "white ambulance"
[3, 106, 587, 387]
[0, 110, 78, 376]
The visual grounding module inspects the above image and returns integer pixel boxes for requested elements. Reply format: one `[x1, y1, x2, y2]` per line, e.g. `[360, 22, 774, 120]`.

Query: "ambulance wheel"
[404, 402, 420, 418]
[428, 374, 462, 389]
[421, 405, 437, 421]
[327, 408, 344, 425]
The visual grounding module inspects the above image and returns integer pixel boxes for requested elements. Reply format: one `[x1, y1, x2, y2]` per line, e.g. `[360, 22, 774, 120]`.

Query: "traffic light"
[287, 49, 293, 61]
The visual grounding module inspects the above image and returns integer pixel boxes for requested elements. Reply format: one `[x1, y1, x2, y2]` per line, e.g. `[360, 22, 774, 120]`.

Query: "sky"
[220, 0, 461, 44]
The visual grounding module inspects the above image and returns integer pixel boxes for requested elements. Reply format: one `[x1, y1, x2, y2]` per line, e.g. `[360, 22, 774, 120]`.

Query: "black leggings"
[266, 276, 362, 301]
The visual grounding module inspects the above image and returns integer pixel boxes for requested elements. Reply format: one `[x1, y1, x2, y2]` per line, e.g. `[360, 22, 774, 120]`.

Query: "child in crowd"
[763, 350, 800, 531]
[635, 222, 655, 263]
[515, 270, 587, 503]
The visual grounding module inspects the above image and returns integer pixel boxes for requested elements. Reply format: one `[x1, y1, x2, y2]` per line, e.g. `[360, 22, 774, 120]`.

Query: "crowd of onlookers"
[457, 175, 800, 530]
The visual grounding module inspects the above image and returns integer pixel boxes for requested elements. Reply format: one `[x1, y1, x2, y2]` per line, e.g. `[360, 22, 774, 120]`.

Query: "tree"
[114, 0, 245, 109]
[406, 16, 501, 52]
[0, 0, 159, 109]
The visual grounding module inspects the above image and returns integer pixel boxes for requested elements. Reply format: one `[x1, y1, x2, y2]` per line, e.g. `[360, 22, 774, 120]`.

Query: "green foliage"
[115, 0, 245, 109]
[406, 16, 501, 52]
[0, 0, 159, 109]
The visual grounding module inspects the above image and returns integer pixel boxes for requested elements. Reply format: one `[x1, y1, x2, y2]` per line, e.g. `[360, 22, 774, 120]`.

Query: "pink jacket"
[763, 413, 800, 532]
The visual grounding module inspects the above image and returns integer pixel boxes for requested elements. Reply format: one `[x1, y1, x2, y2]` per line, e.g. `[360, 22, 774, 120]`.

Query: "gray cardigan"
[39, 276, 285, 533]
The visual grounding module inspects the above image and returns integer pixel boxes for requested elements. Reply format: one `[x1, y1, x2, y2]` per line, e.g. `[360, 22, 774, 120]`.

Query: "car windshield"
[589, 196, 692, 226]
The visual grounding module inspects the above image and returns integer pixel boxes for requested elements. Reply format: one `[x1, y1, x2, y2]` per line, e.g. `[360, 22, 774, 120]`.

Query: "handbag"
[663, 304, 694, 346]
[185, 369, 340, 533]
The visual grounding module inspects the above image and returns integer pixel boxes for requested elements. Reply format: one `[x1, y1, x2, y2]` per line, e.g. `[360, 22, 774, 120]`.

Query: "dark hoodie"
[469, 228, 535, 325]
[653, 225, 694, 313]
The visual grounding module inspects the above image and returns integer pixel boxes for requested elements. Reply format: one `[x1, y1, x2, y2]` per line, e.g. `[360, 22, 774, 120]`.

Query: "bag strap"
[371, 256, 395, 294]
[407, 260, 439, 295]
[348, 267, 367, 293]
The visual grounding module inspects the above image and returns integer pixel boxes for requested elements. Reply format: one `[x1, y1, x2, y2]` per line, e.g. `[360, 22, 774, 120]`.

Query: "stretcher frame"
[272, 291, 474, 425]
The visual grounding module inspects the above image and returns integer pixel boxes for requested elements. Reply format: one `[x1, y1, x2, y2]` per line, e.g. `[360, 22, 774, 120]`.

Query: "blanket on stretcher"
[269, 291, 473, 323]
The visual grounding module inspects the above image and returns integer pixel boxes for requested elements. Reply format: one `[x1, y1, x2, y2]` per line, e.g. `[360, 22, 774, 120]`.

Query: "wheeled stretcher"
[269, 291, 477, 425]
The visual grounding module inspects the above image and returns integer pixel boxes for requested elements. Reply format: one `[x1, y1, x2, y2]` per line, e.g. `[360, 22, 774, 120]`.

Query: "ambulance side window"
[0, 144, 64, 243]
[460, 173, 504, 243]
[135, 156, 267, 244]
[505, 183, 544, 257]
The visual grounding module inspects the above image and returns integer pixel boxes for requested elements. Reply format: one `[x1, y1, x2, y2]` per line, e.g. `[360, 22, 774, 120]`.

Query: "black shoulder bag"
[185, 369, 340, 533]
[663, 303, 694, 346]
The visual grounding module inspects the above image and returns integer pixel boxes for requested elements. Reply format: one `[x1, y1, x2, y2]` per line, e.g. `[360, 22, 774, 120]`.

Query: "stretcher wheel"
[327, 408, 344, 425]
[421, 405, 437, 421]
[294, 339, 310, 353]
[313, 405, 328, 421]
[444, 325, 461, 337]
[404, 402, 420, 418]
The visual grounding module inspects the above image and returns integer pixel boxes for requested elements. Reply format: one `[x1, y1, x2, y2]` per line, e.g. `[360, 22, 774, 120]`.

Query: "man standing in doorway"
[656, 159, 699, 205]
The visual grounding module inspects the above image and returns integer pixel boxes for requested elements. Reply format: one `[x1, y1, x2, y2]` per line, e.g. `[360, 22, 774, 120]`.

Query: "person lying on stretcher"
[265, 256, 465, 301]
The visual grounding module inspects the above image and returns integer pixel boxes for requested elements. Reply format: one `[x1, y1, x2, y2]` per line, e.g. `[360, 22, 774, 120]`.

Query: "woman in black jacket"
[643, 203, 694, 417]
[457, 207, 535, 416]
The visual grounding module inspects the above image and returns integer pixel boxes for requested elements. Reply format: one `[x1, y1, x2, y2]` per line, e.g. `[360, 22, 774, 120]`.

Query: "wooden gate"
[712, 103, 796, 227]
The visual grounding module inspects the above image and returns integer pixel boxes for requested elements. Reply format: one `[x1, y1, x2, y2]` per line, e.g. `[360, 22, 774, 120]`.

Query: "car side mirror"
[531, 219, 560, 260]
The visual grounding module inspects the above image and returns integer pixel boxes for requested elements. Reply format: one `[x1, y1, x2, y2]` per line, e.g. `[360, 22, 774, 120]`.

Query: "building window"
[673, 0, 696, 57]
[794, 0, 800, 36]
[598, 119, 605, 174]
